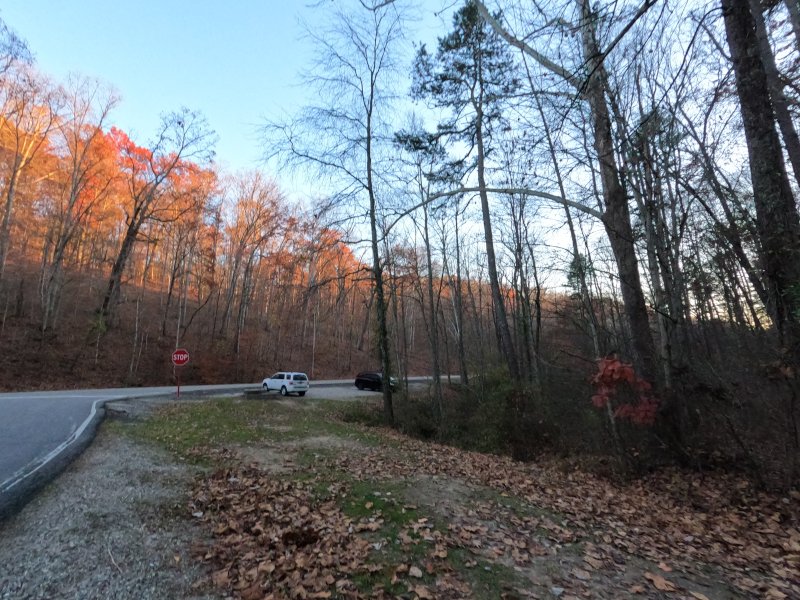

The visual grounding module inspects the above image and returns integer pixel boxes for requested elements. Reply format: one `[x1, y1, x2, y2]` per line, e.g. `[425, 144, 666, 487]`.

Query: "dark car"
[354, 371, 397, 391]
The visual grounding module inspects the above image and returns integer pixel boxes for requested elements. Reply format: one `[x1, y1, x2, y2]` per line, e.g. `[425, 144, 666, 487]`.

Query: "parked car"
[262, 372, 309, 396]
[354, 371, 397, 391]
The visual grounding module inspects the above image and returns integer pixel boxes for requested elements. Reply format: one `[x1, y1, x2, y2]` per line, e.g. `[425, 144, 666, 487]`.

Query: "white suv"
[262, 372, 309, 397]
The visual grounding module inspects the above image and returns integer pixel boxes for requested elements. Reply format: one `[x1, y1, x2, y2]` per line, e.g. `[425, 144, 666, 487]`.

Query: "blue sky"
[1, 1, 316, 171]
[1, 1, 450, 176]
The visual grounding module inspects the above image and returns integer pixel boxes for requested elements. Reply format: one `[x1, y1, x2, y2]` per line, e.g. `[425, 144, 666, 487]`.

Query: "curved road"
[0, 378, 433, 521]
[0, 383, 254, 520]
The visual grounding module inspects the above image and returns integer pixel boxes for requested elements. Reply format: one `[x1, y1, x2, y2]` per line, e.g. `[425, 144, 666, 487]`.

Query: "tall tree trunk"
[366, 111, 394, 425]
[476, 111, 520, 380]
[100, 219, 140, 322]
[422, 202, 443, 417]
[0, 169, 21, 282]
[452, 207, 469, 387]
[785, 0, 800, 56]
[578, 0, 657, 381]
[748, 0, 800, 189]
[722, 0, 800, 357]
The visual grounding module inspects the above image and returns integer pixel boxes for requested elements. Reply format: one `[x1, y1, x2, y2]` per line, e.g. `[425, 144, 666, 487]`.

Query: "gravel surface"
[0, 423, 217, 600]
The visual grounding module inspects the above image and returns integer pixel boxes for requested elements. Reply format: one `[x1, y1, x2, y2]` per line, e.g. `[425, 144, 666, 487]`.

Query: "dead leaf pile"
[329, 429, 800, 598]
[189, 465, 479, 599]
[190, 467, 380, 599]
[185, 414, 799, 599]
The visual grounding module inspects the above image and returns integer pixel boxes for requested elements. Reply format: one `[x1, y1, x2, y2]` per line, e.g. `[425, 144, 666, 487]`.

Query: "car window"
[271, 373, 283, 380]
[293, 374, 308, 381]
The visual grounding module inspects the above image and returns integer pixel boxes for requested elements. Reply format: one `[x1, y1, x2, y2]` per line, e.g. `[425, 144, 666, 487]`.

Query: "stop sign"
[171, 348, 190, 366]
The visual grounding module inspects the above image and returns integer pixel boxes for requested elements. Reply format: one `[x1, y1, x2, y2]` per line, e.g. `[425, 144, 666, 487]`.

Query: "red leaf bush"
[590, 356, 658, 426]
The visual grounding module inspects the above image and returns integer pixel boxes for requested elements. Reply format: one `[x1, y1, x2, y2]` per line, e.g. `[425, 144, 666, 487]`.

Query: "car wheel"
[298, 391, 306, 397]
[262, 382, 268, 391]
[280, 386, 288, 397]
[356, 382, 364, 390]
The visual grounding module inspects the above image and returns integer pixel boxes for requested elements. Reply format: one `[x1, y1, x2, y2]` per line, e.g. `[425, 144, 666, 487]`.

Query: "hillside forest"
[1, 0, 800, 489]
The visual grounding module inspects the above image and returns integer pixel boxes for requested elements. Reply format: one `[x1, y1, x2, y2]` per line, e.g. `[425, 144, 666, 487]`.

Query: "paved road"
[0, 383, 258, 520]
[0, 378, 435, 521]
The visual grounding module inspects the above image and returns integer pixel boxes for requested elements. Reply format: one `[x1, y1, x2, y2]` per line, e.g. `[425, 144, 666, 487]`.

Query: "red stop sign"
[172, 348, 190, 366]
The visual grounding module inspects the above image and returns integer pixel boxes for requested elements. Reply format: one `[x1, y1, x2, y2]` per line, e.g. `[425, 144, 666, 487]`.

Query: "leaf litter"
[187, 406, 799, 599]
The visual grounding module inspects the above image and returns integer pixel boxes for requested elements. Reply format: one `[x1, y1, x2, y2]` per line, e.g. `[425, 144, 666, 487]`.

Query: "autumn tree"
[99, 108, 215, 324]
[217, 170, 282, 362]
[40, 76, 119, 331]
[0, 64, 60, 282]
[156, 165, 218, 344]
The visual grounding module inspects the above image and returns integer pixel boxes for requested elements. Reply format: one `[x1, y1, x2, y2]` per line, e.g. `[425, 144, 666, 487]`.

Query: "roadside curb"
[0, 385, 251, 524]
[0, 402, 106, 523]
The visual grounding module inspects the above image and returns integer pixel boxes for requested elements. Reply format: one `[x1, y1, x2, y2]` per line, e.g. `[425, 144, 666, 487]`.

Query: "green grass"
[340, 480, 420, 525]
[113, 396, 382, 461]
[448, 548, 525, 596]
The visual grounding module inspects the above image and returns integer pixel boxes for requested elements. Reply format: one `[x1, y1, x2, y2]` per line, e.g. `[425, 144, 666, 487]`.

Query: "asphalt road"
[0, 383, 255, 521]
[0, 378, 432, 521]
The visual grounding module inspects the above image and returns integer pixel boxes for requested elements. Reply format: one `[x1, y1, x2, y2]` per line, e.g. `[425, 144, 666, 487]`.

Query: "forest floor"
[1, 395, 798, 600]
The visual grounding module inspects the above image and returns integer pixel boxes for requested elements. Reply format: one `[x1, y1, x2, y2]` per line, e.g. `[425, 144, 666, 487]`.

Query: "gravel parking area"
[0, 423, 216, 600]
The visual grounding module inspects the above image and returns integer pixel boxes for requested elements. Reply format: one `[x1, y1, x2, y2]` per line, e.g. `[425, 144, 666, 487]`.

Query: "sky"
[1, 1, 450, 178]
[1, 1, 316, 172]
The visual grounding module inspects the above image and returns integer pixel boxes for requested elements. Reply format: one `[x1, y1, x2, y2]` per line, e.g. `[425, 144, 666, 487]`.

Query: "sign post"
[171, 348, 190, 398]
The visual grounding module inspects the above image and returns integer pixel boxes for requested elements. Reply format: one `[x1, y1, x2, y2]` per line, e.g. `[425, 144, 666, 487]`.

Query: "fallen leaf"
[571, 567, 591, 581]
[689, 592, 710, 600]
[212, 568, 230, 587]
[584, 556, 604, 569]
[241, 584, 262, 600]
[644, 571, 677, 592]
[629, 585, 645, 593]
[409, 565, 423, 578]
[720, 534, 745, 546]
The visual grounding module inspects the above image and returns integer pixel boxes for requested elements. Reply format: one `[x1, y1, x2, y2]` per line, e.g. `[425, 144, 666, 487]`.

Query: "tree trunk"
[452, 207, 469, 387]
[579, 0, 657, 381]
[0, 169, 21, 282]
[422, 201, 443, 418]
[785, 0, 800, 56]
[747, 0, 800, 189]
[366, 110, 393, 425]
[100, 219, 140, 323]
[476, 110, 520, 380]
[722, 0, 800, 357]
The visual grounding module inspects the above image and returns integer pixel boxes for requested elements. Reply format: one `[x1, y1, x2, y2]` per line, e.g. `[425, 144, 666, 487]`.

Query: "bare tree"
[471, 0, 659, 380]
[263, 0, 409, 424]
[0, 17, 30, 76]
[721, 0, 800, 358]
